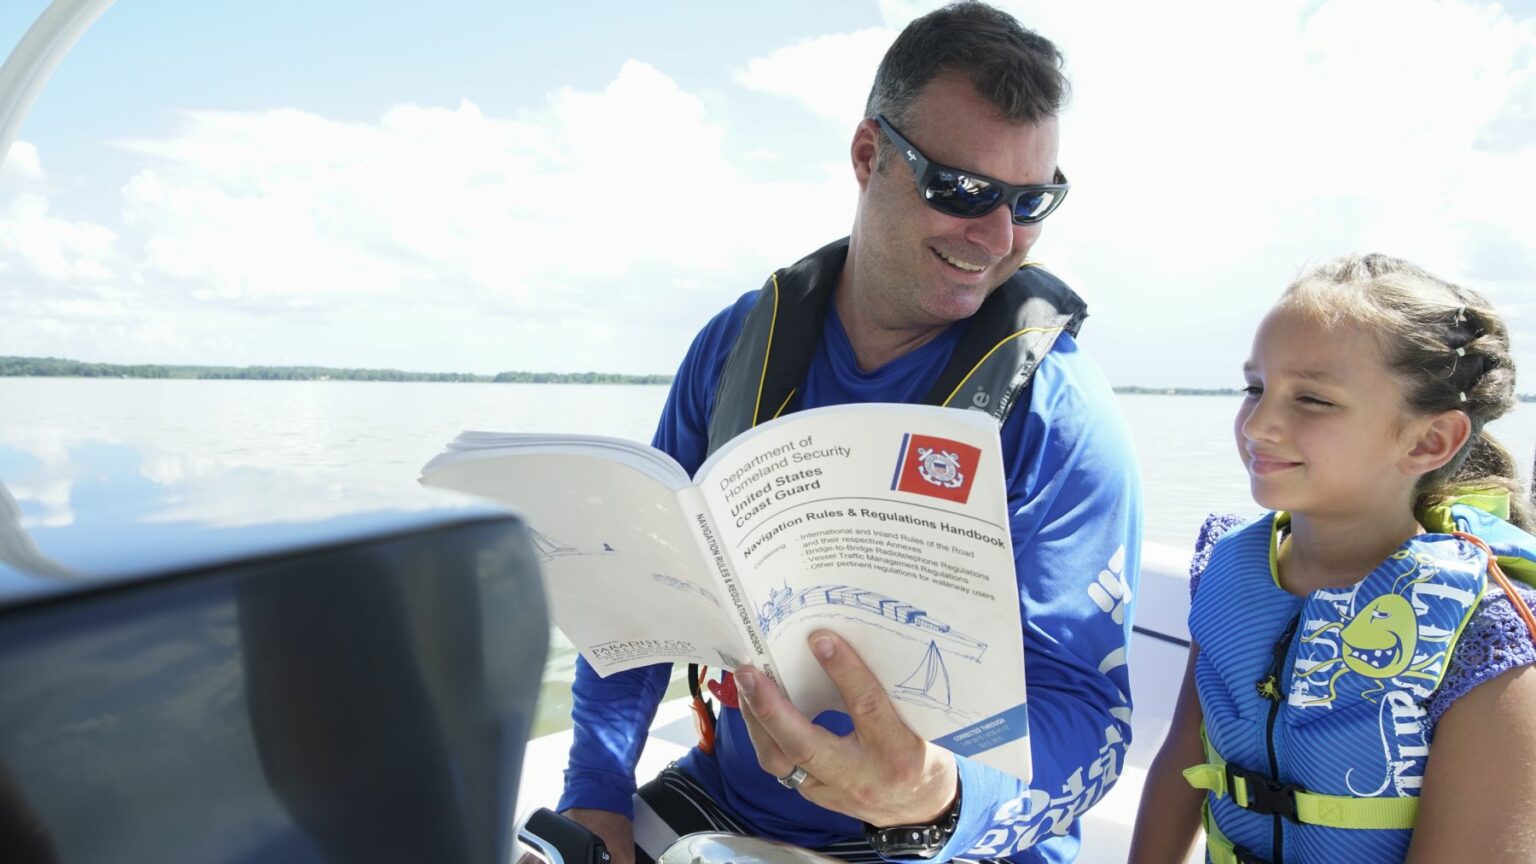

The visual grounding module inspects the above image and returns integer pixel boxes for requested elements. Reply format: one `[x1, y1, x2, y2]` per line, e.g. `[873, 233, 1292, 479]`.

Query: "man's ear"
[851, 119, 881, 190]
[1402, 409, 1473, 476]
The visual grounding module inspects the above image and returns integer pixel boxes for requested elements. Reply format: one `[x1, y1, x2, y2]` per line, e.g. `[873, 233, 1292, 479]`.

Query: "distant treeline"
[4, 357, 1532, 399]
[0, 356, 671, 385]
[1112, 386, 1242, 397]
[491, 370, 673, 385]
[1113, 385, 1536, 403]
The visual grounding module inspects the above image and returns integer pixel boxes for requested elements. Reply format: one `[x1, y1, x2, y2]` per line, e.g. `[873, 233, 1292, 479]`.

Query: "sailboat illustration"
[528, 527, 616, 563]
[894, 640, 952, 709]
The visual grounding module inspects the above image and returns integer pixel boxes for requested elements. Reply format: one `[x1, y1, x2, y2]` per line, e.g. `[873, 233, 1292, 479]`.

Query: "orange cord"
[690, 664, 716, 755]
[1454, 531, 1536, 643]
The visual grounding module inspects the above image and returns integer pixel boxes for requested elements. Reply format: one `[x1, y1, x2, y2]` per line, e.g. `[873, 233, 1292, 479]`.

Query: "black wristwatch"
[861, 786, 961, 860]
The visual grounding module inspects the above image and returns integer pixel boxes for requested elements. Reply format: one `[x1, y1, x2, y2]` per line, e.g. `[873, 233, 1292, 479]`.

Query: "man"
[557, 4, 1141, 862]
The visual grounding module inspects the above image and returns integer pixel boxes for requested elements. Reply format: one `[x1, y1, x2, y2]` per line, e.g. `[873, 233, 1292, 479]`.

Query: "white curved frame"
[0, 0, 117, 166]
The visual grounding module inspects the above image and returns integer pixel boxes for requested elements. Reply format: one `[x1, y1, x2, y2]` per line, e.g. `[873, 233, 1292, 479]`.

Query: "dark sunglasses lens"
[924, 169, 1001, 217]
[1013, 190, 1059, 223]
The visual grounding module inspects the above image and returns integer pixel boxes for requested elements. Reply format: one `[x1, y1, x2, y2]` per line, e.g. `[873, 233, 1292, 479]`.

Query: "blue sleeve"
[1427, 582, 1536, 726]
[558, 293, 757, 816]
[934, 334, 1145, 859]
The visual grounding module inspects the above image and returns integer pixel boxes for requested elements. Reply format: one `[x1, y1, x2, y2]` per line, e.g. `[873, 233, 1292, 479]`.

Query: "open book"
[420, 403, 1030, 782]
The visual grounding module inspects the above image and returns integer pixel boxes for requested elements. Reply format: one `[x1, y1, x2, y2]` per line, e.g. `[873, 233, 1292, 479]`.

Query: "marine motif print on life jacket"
[1286, 538, 1484, 796]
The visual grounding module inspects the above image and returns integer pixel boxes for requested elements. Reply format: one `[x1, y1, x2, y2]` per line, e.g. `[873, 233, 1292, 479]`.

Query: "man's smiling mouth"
[934, 248, 986, 272]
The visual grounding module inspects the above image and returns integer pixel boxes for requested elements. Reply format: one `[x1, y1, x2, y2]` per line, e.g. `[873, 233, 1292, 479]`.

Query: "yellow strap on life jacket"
[1421, 491, 1536, 588]
[1201, 799, 1255, 864]
[1183, 726, 1419, 832]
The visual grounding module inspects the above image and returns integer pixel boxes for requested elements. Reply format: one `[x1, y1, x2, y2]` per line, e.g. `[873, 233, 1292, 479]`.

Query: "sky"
[1, 0, 1534, 388]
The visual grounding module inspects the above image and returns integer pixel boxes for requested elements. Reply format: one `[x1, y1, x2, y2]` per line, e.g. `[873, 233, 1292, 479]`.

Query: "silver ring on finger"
[777, 765, 809, 790]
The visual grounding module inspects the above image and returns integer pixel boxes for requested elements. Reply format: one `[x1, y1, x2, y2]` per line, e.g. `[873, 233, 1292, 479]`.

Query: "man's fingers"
[736, 666, 839, 776]
[809, 631, 909, 750]
[734, 668, 794, 775]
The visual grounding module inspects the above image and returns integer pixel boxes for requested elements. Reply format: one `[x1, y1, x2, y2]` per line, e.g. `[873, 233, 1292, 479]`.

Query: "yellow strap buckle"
[1184, 760, 1419, 830]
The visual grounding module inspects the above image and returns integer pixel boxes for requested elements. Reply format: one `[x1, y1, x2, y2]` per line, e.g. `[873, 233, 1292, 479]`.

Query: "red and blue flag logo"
[890, 433, 981, 504]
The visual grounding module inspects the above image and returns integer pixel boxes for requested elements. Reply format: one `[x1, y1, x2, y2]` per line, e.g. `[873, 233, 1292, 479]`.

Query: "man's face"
[853, 72, 1061, 329]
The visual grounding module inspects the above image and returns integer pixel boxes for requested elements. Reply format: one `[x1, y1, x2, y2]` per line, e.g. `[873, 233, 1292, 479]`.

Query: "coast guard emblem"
[892, 433, 982, 504]
[917, 448, 964, 489]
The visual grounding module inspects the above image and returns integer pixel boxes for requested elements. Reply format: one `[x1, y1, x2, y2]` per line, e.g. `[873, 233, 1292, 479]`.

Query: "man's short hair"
[865, 1, 1069, 137]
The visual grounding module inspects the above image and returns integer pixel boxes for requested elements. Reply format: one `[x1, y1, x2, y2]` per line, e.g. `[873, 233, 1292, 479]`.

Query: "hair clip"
[1456, 346, 1466, 356]
[1459, 392, 1468, 402]
[1455, 306, 1467, 324]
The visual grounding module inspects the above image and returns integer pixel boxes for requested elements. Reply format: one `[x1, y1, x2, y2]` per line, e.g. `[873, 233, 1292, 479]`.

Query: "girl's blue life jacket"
[1183, 495, 1536, 864]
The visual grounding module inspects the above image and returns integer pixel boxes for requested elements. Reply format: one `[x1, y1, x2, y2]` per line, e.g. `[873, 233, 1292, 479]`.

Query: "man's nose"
[962, 202, 1018, 259]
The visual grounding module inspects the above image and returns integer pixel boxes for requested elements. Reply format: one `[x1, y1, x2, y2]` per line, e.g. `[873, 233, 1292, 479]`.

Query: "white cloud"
[66, 59, 857, 373]
[1, 141, 44, 182]
[0, 192, 116, 281]
[732, 28, 896, 124]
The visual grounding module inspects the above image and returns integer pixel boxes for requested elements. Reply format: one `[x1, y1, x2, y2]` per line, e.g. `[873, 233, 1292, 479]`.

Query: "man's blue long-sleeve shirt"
[559, 287, 1142, 863]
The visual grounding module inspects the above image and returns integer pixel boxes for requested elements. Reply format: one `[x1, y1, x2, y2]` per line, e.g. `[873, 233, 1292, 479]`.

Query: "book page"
[695, 403, 1031, 782]
[426, 432, 691, 489]
[420, 449, 747, 676]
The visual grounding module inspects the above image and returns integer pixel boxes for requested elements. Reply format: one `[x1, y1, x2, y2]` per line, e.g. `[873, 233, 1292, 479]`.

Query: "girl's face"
[1235, 306, 1426, 519]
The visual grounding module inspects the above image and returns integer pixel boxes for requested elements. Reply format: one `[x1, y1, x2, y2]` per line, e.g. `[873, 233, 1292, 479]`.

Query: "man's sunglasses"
[874, 114, 1068, 225]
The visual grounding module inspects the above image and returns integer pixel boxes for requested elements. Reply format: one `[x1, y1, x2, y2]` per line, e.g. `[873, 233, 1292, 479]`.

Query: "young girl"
[1129, 254, 1536, 863]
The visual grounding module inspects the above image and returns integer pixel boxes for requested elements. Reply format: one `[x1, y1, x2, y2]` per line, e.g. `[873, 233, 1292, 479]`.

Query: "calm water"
[4, 379, 1535, 732]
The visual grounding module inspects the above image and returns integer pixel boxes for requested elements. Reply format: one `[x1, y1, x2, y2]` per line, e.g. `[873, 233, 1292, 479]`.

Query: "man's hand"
[565, 809, 635, 864]
[735, 630, 959, 828]
[519, 808, 635, 864]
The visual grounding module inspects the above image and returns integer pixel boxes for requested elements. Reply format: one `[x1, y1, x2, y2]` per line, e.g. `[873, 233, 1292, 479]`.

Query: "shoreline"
[0, 356, 670, 386]
[4, 358, 1533, 401]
